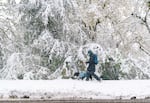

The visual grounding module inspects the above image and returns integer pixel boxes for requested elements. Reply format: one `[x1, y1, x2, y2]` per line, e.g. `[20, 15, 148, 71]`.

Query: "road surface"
[0, 99, 150, 103]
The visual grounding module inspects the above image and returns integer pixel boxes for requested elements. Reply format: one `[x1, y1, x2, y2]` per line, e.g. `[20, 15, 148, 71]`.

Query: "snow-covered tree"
[0, 0, 150, 80]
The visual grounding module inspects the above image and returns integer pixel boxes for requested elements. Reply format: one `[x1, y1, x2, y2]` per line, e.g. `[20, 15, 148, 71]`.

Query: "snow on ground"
[0, 79, 150, 99]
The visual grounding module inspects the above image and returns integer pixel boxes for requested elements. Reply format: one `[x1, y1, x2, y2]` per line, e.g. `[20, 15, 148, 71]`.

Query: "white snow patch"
[0, 80, 150, 99]
[15, 0, 21, 4]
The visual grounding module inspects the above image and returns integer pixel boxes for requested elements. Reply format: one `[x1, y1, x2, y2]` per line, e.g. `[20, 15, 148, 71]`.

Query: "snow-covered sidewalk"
[0, 79, 150, 99]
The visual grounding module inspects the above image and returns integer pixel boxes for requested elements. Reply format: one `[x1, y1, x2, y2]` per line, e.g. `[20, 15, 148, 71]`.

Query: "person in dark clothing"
[86, 50, 100, 81]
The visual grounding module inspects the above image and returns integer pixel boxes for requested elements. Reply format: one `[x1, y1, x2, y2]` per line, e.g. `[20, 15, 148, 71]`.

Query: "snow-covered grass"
[0, 79, 150, 99]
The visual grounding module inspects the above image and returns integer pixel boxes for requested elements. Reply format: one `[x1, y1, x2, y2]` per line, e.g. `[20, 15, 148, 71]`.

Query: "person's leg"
[89, 74, 92, 80]
[85, 71, 90, 81]
[91, 72, 100, 81]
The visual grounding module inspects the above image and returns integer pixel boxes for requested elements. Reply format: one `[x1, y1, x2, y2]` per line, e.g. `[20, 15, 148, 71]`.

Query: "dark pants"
[86, 71, 100, 81]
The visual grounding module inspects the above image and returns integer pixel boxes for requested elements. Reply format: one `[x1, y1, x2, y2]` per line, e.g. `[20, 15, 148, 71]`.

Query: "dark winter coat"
[86, 51, 98, 72]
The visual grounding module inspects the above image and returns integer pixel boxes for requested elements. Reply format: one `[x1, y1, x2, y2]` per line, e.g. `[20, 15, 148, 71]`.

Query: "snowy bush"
[101, 58, 122, 80]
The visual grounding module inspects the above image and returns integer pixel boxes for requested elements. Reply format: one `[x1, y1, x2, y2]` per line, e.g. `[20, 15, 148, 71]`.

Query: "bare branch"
[131, 8, 150, 34]
[145, 9, 150, 33]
